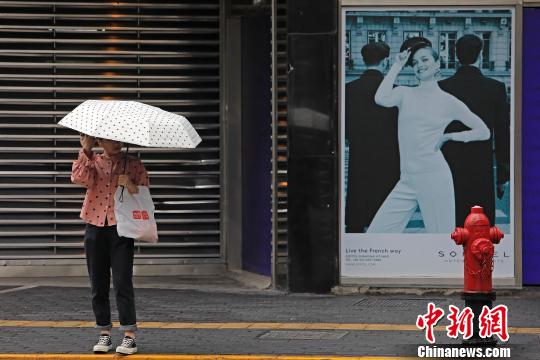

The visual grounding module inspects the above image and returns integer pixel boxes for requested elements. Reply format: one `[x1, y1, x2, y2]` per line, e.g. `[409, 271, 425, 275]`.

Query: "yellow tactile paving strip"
[0, 320, 537, 334]
[0, 355, 420, 360]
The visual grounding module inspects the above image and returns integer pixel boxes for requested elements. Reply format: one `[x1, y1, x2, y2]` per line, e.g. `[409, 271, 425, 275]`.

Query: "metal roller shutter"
[0, 1, 222, 267]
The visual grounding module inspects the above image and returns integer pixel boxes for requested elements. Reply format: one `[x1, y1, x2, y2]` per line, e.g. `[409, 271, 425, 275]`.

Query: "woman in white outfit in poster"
[367, 44, 490, 233]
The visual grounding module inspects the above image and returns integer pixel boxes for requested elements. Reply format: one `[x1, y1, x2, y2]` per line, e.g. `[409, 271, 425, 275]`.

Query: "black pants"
[84, 224, 137, 332]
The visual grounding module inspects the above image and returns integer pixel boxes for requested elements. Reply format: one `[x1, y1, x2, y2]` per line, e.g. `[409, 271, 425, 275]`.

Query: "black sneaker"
[116, 336, 137, 355]
[93, 334, 113, 353]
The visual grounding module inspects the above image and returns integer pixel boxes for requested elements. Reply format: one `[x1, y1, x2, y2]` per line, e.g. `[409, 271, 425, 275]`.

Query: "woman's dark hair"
[411, 46, 440, 65]
[400, 37, 435, 66]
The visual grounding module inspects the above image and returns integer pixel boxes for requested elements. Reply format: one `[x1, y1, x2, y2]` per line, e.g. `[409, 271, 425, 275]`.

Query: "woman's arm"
[374, 49, 410, 108]
[117, 159, 149, 194]
[447, 98, 490, 143]
[71, 135, 97, 188]
[134, 160, 149, 187]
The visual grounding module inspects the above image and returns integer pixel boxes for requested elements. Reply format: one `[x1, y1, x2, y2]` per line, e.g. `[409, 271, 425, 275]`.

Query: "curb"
[330, 286, 528, 296]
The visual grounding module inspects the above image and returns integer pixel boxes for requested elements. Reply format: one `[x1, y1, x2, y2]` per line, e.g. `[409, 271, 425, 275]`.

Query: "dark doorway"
[240, 12, 272, 276]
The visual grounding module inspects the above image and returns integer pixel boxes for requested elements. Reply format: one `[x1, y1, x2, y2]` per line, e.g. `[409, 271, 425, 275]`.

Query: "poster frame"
[338, 0, 522, 287]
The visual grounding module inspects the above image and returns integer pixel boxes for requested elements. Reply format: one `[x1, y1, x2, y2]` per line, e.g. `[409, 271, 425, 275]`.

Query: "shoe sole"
[93, 344, 113, 353]
[116, 346, 138, 355]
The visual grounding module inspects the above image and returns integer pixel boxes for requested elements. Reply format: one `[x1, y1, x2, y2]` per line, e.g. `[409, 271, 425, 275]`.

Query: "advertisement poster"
[340, 7, 515, 279]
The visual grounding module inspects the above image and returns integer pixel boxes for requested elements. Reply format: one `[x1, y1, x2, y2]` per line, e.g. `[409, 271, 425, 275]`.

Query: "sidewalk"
[0, 275, 538, 359]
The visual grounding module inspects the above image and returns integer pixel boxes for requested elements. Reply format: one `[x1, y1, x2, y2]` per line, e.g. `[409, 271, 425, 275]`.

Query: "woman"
[367, 44, 490, 233]
[72, 134, 148, 355]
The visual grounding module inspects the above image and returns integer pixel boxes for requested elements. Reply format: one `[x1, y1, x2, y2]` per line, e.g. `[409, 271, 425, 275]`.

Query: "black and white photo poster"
[340, 7, 515, 279]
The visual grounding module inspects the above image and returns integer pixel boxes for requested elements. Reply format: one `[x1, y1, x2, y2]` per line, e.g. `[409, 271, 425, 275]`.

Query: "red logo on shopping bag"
[132, 210, 149, 220]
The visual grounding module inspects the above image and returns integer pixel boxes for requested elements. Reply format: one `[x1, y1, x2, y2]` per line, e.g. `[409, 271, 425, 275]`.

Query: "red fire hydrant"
[451, 205, 504, 345]
[451, 206, 504, 293]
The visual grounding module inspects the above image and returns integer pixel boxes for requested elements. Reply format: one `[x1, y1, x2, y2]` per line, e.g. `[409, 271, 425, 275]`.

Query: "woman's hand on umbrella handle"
[80, 133, 96, 152]
[118, 175, 139, 194]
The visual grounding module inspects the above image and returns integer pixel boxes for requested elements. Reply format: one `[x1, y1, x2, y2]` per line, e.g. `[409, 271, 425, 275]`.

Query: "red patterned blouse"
[71, 150, 149, 227]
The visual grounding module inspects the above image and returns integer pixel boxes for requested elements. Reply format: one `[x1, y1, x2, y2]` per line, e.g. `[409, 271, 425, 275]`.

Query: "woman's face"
[411, 48, 440, 81]
[98, 138, 123, 156]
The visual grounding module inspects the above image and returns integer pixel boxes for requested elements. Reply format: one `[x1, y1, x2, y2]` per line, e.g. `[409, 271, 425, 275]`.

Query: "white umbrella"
[58, 99, 201, 148]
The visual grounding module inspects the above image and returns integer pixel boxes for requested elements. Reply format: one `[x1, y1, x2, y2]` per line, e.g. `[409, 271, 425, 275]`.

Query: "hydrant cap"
[471, 206, 484, 214]
[464, 206, 491, 228]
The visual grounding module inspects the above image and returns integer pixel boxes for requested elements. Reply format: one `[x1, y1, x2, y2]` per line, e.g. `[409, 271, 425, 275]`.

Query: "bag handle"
[119, 143, 130, 202]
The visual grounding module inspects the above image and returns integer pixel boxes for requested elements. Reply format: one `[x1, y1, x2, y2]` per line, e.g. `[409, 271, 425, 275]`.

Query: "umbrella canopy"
[58, 100, 201, 148]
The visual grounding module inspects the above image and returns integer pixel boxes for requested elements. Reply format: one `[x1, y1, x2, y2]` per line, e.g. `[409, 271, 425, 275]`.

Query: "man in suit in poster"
[439, 34, 510, 226]
[345, 42, 399, 233]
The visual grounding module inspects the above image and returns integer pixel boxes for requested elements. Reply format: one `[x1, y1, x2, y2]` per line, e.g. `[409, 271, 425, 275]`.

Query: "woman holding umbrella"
[61, 100, 201, 354]
[72, 134, 147, 355]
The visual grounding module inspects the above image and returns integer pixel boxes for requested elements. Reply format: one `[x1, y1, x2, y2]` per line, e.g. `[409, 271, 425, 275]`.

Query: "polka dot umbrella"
[58, 100, 201, 149]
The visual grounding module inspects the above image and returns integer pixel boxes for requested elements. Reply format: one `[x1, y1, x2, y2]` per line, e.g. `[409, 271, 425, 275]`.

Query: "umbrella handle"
[119, 144, 130, 202]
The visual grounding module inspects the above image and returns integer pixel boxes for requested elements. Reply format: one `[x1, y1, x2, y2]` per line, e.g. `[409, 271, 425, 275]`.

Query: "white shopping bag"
[114, 186, 158, 243]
